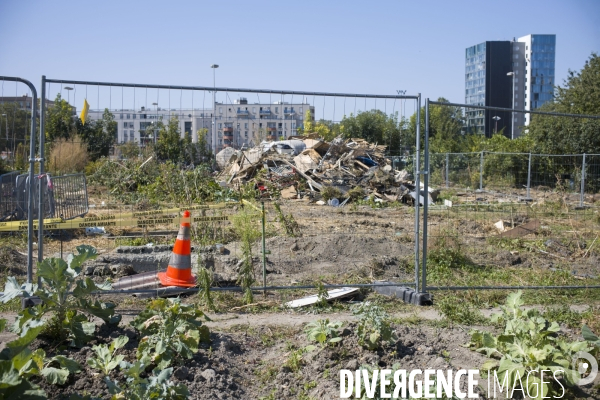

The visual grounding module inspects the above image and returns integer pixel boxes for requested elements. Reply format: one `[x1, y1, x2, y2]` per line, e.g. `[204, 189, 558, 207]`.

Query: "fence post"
[445, 153, 449, 189]
[261, 201, 267, 296]
[479, 151, 484, 191]
[527, 153, 532, 200]
[580, 153, 586, 208]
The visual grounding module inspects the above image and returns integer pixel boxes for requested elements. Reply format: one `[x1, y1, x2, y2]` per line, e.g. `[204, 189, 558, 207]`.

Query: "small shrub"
[347, 186, 365, 201]
[320, 186, 342, 201]
[469, 291, 590, 398]
[231, 205, 261, 304]
[48, 136, 89, 174]
[304, 319, 343, 351]
[105, 361, 189, 400]
[0, 245, 120, 347]
[87, 335, 129, 375]
[131, 298, 210, 369]
[351, 302, 397, 350]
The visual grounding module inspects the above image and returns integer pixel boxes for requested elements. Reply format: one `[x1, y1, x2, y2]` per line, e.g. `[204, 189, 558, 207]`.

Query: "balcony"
[259, 109, 271, 115]
[266, 127, 277, 132]
[224, 134, 234, 141]
[236, 110, 250, 117]
[223, 127, 233, 133]
[284, 109, 295, 115]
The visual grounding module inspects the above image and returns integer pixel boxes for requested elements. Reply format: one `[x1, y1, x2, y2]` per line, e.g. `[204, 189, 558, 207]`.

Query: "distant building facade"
[465, 34, 556, 138]
[87, 98, 314, 153]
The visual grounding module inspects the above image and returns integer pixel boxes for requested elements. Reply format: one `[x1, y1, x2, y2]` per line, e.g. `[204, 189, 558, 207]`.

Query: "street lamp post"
[507, 72, 516, 139]
[211, 64, 219, 155]
[492, 116, 501, 134]
[152, 102, 158, 144]
[64, 87, 73, 114]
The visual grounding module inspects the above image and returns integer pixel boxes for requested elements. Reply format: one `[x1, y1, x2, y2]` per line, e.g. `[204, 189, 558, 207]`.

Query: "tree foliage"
[528, 53, 600, 154]
[76, 108, 116, 161]
[46, 94, 75, 143]
[340, 110, 407, 155]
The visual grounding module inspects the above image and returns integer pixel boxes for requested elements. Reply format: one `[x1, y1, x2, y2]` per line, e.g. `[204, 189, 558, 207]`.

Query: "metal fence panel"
[51, 174, 88, 220]
[0, 172, 20, 221]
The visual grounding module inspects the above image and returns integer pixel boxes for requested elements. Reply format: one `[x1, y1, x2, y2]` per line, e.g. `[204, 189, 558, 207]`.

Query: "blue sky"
[1, 0, 598, 118]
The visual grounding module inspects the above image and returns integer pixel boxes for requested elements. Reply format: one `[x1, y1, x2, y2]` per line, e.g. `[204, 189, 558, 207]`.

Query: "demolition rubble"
[215, 134, 438, 206]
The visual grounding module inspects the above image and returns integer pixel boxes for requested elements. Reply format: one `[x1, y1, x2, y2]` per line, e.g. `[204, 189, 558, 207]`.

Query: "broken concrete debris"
[215, 135, 430, 205]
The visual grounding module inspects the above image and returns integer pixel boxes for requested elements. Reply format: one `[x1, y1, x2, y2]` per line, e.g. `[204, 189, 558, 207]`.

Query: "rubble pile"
[216, 134, 436, 205]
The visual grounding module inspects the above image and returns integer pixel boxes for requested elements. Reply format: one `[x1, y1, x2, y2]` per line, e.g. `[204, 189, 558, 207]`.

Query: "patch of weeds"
[315, 278, 329, 308]
[436, 295, 488, 326]
[542, 305, 592, 329]
[255, 363, 278, 385]
[391, 314, 423, 326]
[427, 233, 471, 282]
[285, 348, 305, 373]
[273, 202, 300, 237]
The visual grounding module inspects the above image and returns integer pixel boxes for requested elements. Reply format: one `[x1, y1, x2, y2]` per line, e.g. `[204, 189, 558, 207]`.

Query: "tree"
[528, 53, 600, 154]
[408, 97, 466, 153]
[46, 93, 75, 143]
[76, 108, 116, 161]
[340, 110, 406, 155]
[154, 116, 186, 163]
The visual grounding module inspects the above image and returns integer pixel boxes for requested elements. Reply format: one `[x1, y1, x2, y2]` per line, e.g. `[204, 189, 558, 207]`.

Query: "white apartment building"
[87, 98, 314, 153]
[213, 98, 314, 152]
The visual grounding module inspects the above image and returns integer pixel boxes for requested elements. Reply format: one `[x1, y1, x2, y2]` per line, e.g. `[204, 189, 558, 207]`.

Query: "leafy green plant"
[351, 302, 397, 350]
[87, 335, 129, 375]
[231, 205, 261, 304]
[315, 279, 329, 308]
[0, 322, 46, 398]
[196, 264, 215, 311]
[304, 319, 343, 351]
[131, 298, 210, 369]
[468, 291, 589, 399]
[105, 361, 188, 400]
[0, 320, 82, 398]
[1, 245, 120, 347]
[582, 325, 600, 357]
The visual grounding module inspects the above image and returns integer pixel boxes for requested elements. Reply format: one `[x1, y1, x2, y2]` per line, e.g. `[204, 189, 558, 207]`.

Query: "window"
[218, 123, 222, 128]
[244, 123, 248, 129]
[275, 107, 278, 113]
[123, 122, 128, 128]
[299, 107, 303, 113]
[120, 114, 123, 119]
[219, 107, 223, 114]
[133, 114, 136, 119]
[253, 107, 256, 113]
[126, 114, 130, 119]
[245, 131, 248, 137]
[129, 122, 134, 128]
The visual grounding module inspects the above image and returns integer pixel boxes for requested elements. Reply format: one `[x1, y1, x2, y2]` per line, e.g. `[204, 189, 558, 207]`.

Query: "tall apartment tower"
[465, 34, 556, 138]
[465, 41, 513, 137]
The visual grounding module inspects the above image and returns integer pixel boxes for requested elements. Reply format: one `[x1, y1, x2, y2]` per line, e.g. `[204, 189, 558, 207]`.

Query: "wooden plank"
[285, 287, 360, 308]
[498, 220, 540, 238]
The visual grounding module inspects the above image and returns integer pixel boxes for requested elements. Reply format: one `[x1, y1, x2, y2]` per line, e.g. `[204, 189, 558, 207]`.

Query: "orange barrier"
[158, 210, 197, 287]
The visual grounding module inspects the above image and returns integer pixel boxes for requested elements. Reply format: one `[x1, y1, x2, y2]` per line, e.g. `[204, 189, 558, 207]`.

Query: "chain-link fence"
[418, 151, 600, 206]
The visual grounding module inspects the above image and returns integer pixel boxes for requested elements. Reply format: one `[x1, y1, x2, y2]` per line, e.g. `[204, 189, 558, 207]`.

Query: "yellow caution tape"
[0, 203, 235, 232]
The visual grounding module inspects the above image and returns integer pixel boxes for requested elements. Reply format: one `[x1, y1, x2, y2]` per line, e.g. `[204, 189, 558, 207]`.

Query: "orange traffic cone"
[158, 210, 196, 287]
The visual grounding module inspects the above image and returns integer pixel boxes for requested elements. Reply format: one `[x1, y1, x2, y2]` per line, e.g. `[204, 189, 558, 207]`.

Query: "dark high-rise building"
[465, 41, 513, 138]
[465, 34, 556, 138]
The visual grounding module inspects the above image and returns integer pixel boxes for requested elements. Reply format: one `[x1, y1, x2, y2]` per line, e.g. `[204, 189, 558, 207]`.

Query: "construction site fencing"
[25, 75, 424, 295]
[420, 99, 600, 298]
[415, 151, 600, 206]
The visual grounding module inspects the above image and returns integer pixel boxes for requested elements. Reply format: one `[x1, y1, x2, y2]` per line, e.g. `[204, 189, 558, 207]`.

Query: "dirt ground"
[1, 195, 600, 399]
